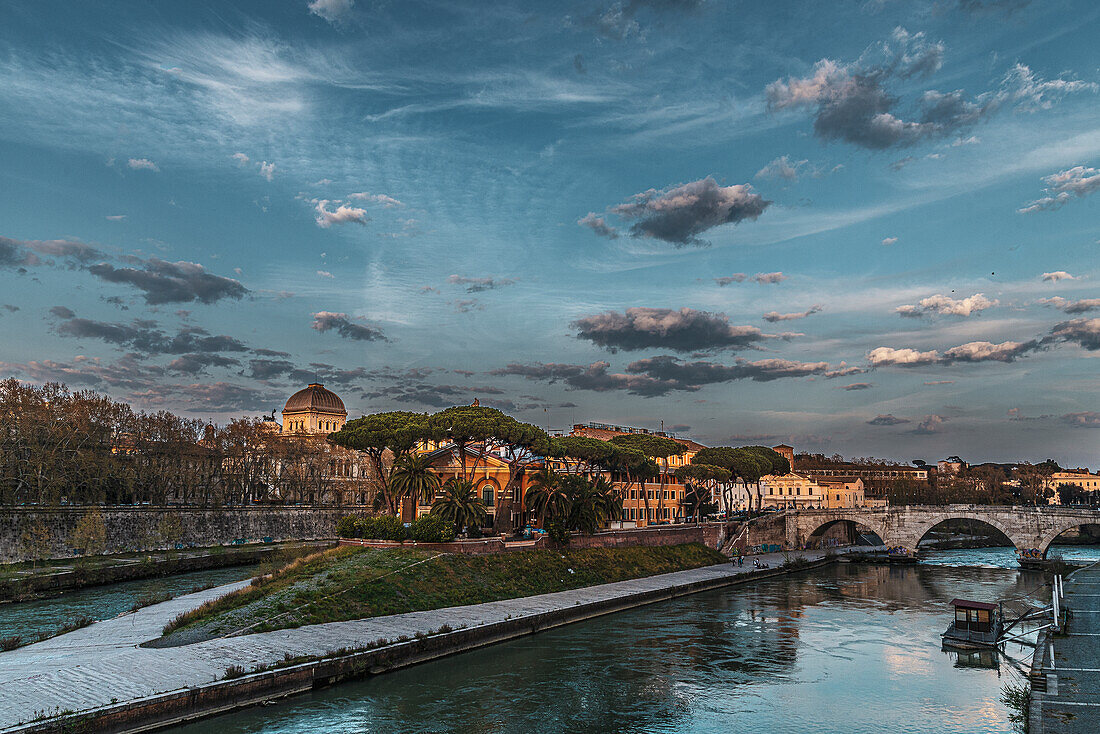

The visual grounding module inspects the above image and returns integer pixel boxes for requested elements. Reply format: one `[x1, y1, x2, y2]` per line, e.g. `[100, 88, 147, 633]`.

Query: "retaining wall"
[0, 507, 345, 564]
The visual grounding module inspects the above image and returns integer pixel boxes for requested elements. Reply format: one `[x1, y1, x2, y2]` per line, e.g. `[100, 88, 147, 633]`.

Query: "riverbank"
[0, 548, 843, 734]
[155, 543, 727, 646]
[0, 542, 331, 603]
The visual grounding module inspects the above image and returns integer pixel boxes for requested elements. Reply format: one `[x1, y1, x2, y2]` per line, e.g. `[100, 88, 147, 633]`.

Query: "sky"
[0, 0, 1098, 466]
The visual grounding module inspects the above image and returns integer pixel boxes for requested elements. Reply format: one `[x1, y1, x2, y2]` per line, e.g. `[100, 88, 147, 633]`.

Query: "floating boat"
[941, 598, 1002, 649]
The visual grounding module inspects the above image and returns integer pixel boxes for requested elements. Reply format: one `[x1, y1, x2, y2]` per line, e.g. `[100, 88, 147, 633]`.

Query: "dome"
[283, 384, 347, 415]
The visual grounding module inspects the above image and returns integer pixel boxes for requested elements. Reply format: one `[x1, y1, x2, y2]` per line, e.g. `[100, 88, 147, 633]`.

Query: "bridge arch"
[801, 512, 888, 549]
[907, 514, 1017, 552]
[1038, 519, 1100, 559]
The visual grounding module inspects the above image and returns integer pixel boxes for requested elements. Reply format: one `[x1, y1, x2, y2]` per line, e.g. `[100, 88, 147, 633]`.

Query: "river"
[168, 557, 1062, 734]
[0, 565, 258, 642]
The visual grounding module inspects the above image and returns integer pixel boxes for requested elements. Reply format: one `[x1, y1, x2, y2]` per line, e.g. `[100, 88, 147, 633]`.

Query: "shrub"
[548, 521, 570, 545]
[409, 515, 457, 543]
[371, 516, 407, 542]
[1, 635, 22, 651]
[356, 516, 378, 539]
[335, 515, 360, 538]
[223, 665, 246, 679]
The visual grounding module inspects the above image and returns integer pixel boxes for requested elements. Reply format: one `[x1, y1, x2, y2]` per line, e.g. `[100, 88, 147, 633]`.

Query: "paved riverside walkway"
[1031, 563, 1100, 733]
[0, 549, 841, 729]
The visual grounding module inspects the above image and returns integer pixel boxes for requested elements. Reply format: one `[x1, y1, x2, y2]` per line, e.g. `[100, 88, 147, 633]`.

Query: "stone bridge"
[783, 505, 1100, 559]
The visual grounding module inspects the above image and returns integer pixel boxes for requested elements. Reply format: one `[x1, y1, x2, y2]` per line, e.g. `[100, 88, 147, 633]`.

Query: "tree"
[564, 475, 622, 534]
[430, 478, 488, 532]
[157, 514, 183, 551]
[328, 411, 431, 514]
[70, 509, 107, 557]
[676, 464, 731, 521]
[389, 453, 442, 512]
[548, 436, 618, 476]
[608, 434, 685, 522]
[739, 446, 790, 510]
[525, 467, 569, 527]
[427, 406, 550, 535]
[20, 521, 52, 568]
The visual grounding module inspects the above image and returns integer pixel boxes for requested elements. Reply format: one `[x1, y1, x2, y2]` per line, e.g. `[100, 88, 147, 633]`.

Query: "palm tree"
[388, 453, 441, 512]
[565, 475, 622, 534]
[430, 477, 487, 532]
[525, 466, 568, 527]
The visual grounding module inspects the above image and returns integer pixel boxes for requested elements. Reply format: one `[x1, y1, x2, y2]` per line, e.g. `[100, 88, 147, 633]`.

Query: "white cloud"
[881, 236, 898, 246]
[753, 272, 786, 284]
[308, 0, 354, 24]
[1042, 271, 1077, 282]
[259, 161, 276, 181]
[316, 270, 334, 279]
[867, 346, 939, 366]
[314, 200, 368, 228]
[1019, 166, 1100, 213]
[231, 152, 250, 166]
[756, 155, 810, 182]
[127, 158, 159, 172]
[105, 215, 127, 221]
[895, 293, 997, 318]
[347, 192, 403, 207]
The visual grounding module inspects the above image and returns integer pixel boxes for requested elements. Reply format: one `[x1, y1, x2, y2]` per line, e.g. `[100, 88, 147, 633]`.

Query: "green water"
[0, 565, 257, 642]
[171, 562, 1041, 734]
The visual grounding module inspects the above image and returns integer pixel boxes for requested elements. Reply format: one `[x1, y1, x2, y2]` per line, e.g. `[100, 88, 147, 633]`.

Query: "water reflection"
[173, 563, 1032, 734]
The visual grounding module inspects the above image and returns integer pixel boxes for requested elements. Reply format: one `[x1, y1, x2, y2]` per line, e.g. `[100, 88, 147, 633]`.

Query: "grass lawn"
[154, 543, 726, 646]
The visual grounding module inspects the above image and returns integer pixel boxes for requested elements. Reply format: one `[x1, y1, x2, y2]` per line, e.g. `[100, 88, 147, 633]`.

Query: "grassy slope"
[156, 543, 726, 646]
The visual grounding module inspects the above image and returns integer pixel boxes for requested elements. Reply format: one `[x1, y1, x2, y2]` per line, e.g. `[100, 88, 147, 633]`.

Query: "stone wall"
[0, 507, 345, 564]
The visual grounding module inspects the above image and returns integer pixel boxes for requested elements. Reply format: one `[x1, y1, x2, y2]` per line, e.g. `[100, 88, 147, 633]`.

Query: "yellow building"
[282, 383, 348, 435]
[1047, 471, 1100, 504]
[762, 472, 868, 510]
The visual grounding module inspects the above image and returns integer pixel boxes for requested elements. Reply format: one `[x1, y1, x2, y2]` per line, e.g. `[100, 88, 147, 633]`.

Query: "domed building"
[282, 383, 348, 435]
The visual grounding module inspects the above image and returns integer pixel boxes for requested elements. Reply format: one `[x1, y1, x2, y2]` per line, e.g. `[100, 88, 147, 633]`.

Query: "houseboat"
[942, 598, 1003, 649]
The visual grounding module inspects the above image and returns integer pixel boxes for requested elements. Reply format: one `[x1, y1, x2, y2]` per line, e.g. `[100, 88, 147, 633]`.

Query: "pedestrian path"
[0, 548, 837, 729]
[1031, 563, 1100, 734]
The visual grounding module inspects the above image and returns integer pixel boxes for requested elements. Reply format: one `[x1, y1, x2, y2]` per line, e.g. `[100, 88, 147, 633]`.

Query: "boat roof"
[949, 598, 998, 611]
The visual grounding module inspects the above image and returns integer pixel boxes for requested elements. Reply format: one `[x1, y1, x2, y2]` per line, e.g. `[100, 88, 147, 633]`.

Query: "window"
[480, 484, 494, 506]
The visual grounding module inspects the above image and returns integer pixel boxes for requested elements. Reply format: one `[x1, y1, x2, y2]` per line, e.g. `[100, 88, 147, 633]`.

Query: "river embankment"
[0, 541, 331, 603]
[0, 546, 840, 734]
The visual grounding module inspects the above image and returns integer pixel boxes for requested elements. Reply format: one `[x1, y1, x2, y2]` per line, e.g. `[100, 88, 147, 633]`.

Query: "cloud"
[0, 354, 165, 390]
[1019, 165, 1100, 213]
[913, 414, 947, 434]
[867, 346, 942, 366]
[924, 380, 954, 385]
[895, 293, 997, 318]
[311, 311, 386, 341]
[571, 307, 768, 352]
[587, 0, 704, 41]
[308, 0, 354, 24]
[753, 272, 786, 284]
[447, 275, 517, 293]
[52, 311, 249, 355]
[127, 158, 159, 172]
[577, 212, 620, 239]
[588, 176, 770, 247]
[259, 161, 276, 181]
[87, 258, 248, 304]
[867, 414, 909, 425]
[765, 29, 1093, 150]
[347, 192, 403, 208]
[824, 364, 867, 378]
[841, 382, 873, 390]
[756, 155, 810, 182]
[762, 304, 823, 322]
[1039, 297, 1100, 314]
[231, 152, 250, 165]
[868, 339, 1040, 366]
[0, 236, 106, 268]
[882, 236, 898, 246]
[317, 270, 334, 279]
[1050, 318, 1100, 350]
[105, 215, 126, 221]
[1062, 412, 1100, 428]
[453, 299, 484, 313]
[167, 353, 242, 374]
[1041, 271, 1077, 282]
[314, 200, 368, 228]
[715, 274, 746, 286]
[0, 237, 40, 268]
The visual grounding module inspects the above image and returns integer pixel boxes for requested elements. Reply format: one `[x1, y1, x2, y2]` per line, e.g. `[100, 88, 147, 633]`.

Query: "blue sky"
[1, 0, 1098, 465]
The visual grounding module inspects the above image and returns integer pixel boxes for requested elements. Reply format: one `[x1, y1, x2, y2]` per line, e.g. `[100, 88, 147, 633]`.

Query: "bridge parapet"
[784, 505, 1100, 561]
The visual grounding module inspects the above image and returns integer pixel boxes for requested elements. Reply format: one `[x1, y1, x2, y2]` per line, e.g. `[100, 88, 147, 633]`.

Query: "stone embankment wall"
[0, 507, 345, 564]
[340, 524, 724, 555]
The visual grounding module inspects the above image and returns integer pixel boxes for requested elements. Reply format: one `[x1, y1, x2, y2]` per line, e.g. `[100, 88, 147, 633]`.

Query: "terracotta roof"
[283, 384, 347, 415]
[571, 425, 705, 452]
[816, 475, 861, 484]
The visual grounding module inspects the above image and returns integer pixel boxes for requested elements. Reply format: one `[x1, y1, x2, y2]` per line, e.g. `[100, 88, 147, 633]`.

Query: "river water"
[0, 565, 258, 642]
[169, 554, 1069, 734]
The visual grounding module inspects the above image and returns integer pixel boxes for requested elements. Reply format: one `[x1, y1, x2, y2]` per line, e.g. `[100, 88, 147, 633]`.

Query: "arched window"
[480, 483, 495, 506]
